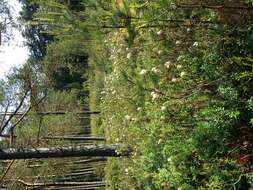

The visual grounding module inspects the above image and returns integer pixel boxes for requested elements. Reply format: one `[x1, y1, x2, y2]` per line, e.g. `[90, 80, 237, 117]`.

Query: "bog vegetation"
[0, 0, 253, 189]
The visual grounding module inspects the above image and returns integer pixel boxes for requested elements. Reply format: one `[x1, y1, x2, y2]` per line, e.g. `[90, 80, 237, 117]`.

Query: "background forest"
[0, 0, 253, 189]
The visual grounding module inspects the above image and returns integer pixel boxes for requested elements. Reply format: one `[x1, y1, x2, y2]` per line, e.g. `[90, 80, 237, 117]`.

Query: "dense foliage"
[1, 0, 253, 189]
[85, 0, 253, 189]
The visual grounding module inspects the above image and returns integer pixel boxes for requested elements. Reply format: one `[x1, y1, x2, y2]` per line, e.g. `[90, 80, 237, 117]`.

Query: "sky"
[0, 0, 29, 79]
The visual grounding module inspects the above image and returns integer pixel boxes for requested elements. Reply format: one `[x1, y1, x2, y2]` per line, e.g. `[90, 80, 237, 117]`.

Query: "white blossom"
[176, 64, 183, 69]
[139, 69, 147, 75]
[151, 67, 160, 74]
[187, 28, 191, 33]
[158, 50, 163, 55]
[125, 168, 129, 175]
[151, 91, 159, 100]
[161, 106, 167, 111]
[137, 107, 142, 111]
[193, 42, 199, 47]
[171, 78, 177, 82]
[127, 52, 132, 59]
[110, 55, 115, 60]
[157, 30, 163, 35]
[164, 61, 171, 68]
[167, 157, 173, 162]
[177, 55, 184, 62]
[180, 71, 186, 77]
[175, 40, 181, 45]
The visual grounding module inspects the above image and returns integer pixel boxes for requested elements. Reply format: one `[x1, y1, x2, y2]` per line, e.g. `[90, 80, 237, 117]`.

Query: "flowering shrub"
[88, 0, 253, 189]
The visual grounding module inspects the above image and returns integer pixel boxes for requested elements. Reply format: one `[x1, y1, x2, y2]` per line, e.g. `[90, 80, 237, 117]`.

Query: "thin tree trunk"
[46, 186, 102, 190]
[42, 136, 105, 141]
[0, 111, 100, 116]
[10, 179, 106, 187]
[19, 171, 95, 180]
[74, 158, 107, 164]
[0, 90, 29, 134]
[67, 168, 95, 174]
[65, 171, 94, 177]
[27, 159, 106, 168]
[0, 145, 131, 160]
[0, 160, 15, 184]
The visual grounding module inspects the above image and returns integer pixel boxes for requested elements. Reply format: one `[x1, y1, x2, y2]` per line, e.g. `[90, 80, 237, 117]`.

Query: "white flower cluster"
[127, 52, 132, 59]
[171, 78, 177, 82]
[151, 67, 160, 74]
[151, 91, 159, 100]
[176, 64, 182, 69]
[164, 61, 171, 68]
[125, 168, 129, 175]
[139, 69, 147, 75]
[180, 71, 186, 77]
[157, 50, 163, 55]
[157, 30, 163, 36]
[175, 40, 181, 45]
[193, 42, 199, 47]
[161, 105, 167, 112]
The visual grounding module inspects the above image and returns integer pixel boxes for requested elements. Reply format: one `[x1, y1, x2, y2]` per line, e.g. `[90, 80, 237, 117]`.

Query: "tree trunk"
[0, 145, 131, 160]
[42, 136, 105, 141]
[74, 158, 107, 164]
[11, 179, 106, 187]
[0, 111, 100, 116]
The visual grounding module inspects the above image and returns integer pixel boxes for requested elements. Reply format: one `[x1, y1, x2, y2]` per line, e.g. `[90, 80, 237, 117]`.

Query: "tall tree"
[19, 0, 54, 60]
[0, 0, 13, 46]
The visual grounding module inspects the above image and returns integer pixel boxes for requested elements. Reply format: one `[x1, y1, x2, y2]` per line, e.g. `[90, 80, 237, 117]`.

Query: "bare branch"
[0, 90, 29, 134]
[11, 94, 47, 130]
[0, 100, 10, 127]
